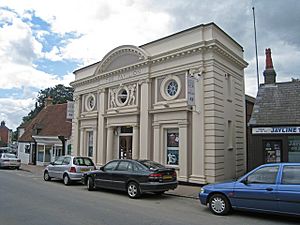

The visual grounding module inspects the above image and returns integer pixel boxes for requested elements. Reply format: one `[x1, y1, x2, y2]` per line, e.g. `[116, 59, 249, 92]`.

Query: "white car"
[0, 153, 21, 169]
[43, 156, 96, 185]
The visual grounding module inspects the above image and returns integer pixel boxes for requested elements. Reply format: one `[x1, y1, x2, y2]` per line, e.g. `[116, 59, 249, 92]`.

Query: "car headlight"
[200, 187, 205, 194]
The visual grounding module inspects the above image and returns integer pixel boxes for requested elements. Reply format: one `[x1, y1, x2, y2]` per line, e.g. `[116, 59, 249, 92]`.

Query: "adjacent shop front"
[249, 126, 300, 169]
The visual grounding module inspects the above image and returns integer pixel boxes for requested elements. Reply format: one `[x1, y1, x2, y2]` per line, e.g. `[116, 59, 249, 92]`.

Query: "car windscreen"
[4, 154, 17, 159]
[139, 160, 165, 170]
[73, 157, 94, 166]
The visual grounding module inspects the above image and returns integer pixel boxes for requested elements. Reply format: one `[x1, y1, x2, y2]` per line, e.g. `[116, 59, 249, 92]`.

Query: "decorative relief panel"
[109, 83, 137, 108]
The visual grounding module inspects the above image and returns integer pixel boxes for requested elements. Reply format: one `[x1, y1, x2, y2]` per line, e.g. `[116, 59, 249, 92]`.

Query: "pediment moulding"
[94, 45, 150, 75]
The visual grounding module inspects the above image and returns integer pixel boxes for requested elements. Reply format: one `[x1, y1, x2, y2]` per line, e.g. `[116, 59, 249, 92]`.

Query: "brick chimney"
[263, 48, 276, 84]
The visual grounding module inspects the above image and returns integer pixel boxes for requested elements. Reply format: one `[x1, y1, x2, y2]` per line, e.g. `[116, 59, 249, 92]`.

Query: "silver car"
[0, 153, 21, 169]
[43, 156, 96, 185]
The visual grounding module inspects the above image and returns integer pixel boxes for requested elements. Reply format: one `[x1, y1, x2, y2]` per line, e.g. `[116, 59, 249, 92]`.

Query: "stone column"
[190, 73, 206, 184]
[106, 127, 114, 161]
[139, 79, 151, 159]
[92, 128, 97, 162]
[179, 122, 188, 181]
[132, 125, 139, 159]
[72, 94, 81, 156]
[80, 129, 84, 156]
[153, 123, 160, 162]
[97, 89, 106, 165]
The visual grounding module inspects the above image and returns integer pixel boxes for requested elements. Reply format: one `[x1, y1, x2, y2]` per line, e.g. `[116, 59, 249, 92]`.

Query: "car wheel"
[87, 177, 95, 191]
[44, 171, 51, 181]
[209, 194, 231, 215]
[63, 174, 70, 186]
[16, 167, 20, 170]
[127, 182, 141, 199]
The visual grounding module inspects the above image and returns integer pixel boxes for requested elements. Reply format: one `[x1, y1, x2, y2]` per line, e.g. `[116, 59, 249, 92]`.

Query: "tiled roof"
[18, 103, 71, 142]
[249, 81, 300, 126]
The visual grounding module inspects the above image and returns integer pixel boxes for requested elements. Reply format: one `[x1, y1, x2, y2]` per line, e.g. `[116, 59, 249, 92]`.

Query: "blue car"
[199, 163, 300, 216]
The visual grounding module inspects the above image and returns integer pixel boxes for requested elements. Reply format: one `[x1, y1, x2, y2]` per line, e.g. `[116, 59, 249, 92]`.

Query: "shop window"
[37, 145, 44, 162]
[166, 129, 179, 165]
[263, 140, 282, 163]
[25, 145, 30, 154]
[288, 136, 300, 162]
[87, 131, 93, 157]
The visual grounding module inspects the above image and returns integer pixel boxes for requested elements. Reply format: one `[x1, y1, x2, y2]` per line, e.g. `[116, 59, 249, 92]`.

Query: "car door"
[59, 157, 71, 179]
[233, 165, 279, 212]
[277, 165, 300, 215]
[48, 156, 64, 178]
[110, 161, 132, 190]
[94, 160, 119, 189]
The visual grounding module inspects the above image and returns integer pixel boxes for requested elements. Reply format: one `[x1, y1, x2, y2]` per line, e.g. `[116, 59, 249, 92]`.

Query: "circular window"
[166, 80, 178, 96]
[116, 87, 129, 106]
[85, 94, 96, 111]
[160, 75, 181, 100]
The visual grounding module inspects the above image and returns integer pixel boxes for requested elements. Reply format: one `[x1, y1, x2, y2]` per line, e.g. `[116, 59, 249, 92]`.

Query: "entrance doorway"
[119, 136, 132, 159]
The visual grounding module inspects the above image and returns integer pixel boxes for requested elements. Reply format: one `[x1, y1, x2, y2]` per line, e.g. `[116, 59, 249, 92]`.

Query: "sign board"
[187, 76, 195, 105]
[66, 101, 74, 119]
[252, 127, 300, 134]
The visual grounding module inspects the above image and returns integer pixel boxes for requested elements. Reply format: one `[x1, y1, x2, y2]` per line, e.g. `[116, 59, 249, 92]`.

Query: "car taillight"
[172, 171, 177, 177]
[69, 167, 76, 173]
[149, 173, 163, 178]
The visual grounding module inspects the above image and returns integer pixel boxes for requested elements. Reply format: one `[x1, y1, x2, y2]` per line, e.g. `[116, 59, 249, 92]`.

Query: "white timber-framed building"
[70, 23, 248, 184]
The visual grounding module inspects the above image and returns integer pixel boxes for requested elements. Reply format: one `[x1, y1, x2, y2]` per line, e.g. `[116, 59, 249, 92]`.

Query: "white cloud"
[0, 97, 35, 130]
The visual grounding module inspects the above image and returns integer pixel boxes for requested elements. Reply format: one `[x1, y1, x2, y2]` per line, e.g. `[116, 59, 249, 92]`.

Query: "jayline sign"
[252, 127, 300, 134]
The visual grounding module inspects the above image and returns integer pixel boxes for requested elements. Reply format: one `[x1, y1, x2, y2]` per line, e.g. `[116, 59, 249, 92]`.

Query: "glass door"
[119, 136, 132, 159]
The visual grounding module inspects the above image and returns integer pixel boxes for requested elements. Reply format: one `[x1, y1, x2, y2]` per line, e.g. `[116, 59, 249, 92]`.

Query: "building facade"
[71, 23, 248, 184]
[0, 121, 12, 147]
[18, 102, 71, 165]
[248, 49, 300, 170]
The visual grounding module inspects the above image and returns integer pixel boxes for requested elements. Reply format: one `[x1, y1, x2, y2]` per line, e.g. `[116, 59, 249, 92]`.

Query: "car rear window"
[73, 157, 94, 166]
[139, 160, 165, 170]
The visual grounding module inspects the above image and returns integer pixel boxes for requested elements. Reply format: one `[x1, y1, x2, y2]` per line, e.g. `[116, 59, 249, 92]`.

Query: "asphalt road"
[0, 169, 299, 225]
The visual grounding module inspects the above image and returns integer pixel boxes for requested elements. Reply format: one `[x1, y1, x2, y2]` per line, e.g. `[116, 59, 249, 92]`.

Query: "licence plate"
[80, 168, 89, 172]
[163, 175, 172, 180]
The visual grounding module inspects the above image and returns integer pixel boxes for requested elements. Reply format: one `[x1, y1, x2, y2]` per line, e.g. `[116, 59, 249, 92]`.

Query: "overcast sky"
[1, 0, 300, 130]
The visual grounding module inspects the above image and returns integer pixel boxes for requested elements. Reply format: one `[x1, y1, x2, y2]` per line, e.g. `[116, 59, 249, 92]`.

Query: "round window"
[166, 80, 178, 96]
[116, 87, 129, 106]
[160, 75, 181, 101]
[86, 94, 96, 111]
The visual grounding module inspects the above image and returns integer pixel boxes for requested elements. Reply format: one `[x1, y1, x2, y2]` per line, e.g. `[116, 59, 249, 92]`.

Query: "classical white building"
[70, 23, 248, 184]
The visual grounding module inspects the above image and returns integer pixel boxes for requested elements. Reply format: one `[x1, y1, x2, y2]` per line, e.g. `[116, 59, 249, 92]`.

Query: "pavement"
[20, 163, 201, 199]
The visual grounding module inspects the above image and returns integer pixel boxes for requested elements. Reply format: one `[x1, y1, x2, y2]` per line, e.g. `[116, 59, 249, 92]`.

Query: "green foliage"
[21, 84, 74, 125]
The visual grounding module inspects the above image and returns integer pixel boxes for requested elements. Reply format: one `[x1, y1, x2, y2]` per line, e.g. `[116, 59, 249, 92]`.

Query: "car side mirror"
[100, 166, 104, 171]
[241, 179, 248, 185]
[50, 162, 55, 165]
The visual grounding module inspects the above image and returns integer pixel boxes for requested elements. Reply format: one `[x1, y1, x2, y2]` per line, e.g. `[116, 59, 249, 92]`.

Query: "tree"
[21, 84, 74, 125]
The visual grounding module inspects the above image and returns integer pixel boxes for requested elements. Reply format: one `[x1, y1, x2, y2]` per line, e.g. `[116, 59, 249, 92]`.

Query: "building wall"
[71, 23, 248, 184]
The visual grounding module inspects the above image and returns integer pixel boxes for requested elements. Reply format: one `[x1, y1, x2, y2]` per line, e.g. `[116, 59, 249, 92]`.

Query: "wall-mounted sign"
[187, 76, 195, 105]
[252, 127, 300, 134]
[66, 101, 74, 119]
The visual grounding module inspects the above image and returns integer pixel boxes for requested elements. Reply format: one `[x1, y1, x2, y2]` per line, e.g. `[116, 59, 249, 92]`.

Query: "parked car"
[82, 159, 178, 198]
[0, 153, 21, 169]
[43, 156, 96, 185]
[199, 163, 300, 216]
